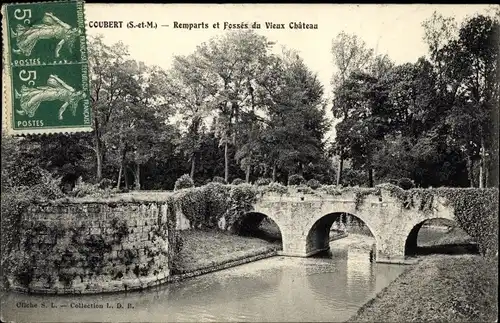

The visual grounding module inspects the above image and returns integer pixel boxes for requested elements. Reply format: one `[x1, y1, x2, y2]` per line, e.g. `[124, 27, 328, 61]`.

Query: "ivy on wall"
[172, 183, 258, 232]
[3, 182, 497, 291]
[9, 216, 136, 289]
[379, 183, 499, 257]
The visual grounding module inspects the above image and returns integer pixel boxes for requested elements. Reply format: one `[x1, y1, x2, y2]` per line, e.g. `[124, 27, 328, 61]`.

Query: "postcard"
[1, 3, 498, 323]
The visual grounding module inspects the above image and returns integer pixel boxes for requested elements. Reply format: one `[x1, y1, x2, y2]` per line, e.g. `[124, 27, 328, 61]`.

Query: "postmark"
[2, 1, 92, 136]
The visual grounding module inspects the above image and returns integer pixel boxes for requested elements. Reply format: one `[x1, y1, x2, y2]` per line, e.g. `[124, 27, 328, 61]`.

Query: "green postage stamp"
[2, 0, 92, 135]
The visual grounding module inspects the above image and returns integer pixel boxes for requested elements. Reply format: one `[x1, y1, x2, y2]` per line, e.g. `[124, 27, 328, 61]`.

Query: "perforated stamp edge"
[2, 1, 93, 137]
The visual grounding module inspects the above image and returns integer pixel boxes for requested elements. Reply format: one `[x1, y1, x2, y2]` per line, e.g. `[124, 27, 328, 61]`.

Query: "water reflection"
[1, 237, 406, 323]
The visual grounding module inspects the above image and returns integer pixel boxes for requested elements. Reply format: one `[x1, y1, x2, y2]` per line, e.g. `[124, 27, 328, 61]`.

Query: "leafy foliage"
[212, 176, 227, 184]
[306, 179, 321, 189]
[231, 178, 245, 185]
[260, 182, 288, 195]
[288, 174, 305, 186]
[379, 183, 498, 256]
[398, 178, 415, 190]
[255, 178, 272, 186]
[72, 180, 116, 198]
[438, 188, 499, 257]
[319, 185, 343, 195]
[331, 13, 499, 189]
[174, 174, 195, 191]
[226, 184, 259, 229]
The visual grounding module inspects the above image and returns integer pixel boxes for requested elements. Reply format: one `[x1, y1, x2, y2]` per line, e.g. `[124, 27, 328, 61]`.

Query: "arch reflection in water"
[306, 212, 377, 258]
[1, 253, 406, 323]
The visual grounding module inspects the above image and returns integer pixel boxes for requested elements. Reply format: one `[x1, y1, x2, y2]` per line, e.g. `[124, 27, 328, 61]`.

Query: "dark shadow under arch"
[405, 218, 478, 257]
[306, 212, 375, 257]
[232, 212, 282, 245]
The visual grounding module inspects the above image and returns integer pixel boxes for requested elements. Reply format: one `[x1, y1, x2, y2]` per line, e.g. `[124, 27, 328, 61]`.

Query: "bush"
[226, 184, 258, 230]
[203, 182, 231, 228]
[212, 176, 227, 184]
[231, 178, 245, 185]
[263, 182, 288, 195]
[319, 185, 342, 195]
[397, 178, 414, 190]
[72, 181, 115, 198]
[297, 185, 315, 194]
[288, 174, 305, 186]
[255, 178, 272, 186]
[174, 174, 194, 191]
[1, 170, 64, 289]
[98, 178, 115, 189]
[306, 179, 321, 190]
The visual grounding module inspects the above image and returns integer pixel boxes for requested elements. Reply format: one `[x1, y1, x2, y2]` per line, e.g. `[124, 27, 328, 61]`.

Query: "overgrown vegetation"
[232, 178, 245, 185]
[255, 178, 272, 186]
[288, 174, 305, 186]
[259, 182, 288, 195]
[306, 179, 321, 189]
[379, 183, 499, 257]
[1, 168, 65, 290]
[6, 216, 133, 289]
[174, 174, 195, 191]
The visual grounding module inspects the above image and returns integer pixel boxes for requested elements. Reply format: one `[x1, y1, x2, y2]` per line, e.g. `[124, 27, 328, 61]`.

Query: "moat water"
[0, 232, 410, 323]
[9, 219, 471, 323]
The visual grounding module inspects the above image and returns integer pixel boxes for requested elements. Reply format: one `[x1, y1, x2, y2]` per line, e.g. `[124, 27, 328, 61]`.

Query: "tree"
[103, 60, 172, 190]
[189, 30, 272, 182]
[88, 35, 132, 182]
[258, 48, 330, 182]
[425, 14, 499, 187]
[331, 31, 375, 185]
[334, 71, 393, 187]
[168, 53, 214, 180]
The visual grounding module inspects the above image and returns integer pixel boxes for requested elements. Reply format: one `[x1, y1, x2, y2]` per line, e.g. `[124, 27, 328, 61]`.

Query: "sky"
[84, 4, 495, 139]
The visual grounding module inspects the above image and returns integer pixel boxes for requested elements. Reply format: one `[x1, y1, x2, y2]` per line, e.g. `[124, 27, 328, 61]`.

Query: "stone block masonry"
[8, 201, 173, 294]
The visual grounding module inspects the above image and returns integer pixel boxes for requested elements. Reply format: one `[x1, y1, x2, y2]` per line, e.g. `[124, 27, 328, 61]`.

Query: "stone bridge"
[240, 187, 458, 264]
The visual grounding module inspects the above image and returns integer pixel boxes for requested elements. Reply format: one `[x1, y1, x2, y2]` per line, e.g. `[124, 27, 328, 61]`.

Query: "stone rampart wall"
[8, 202, 173, 294]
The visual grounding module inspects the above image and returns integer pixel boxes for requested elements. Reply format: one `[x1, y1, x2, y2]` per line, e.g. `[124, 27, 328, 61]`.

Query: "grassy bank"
[175, 230, 280, 273]
[349, 226, 497, 322]
[348, 255, 498, 322]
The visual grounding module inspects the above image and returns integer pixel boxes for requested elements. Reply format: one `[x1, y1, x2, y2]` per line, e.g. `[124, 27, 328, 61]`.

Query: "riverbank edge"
[346, 255, 499, 322]
[169, 248, 278, 283]
[4, 247, 278, 296]
[346, 259, 418, 322]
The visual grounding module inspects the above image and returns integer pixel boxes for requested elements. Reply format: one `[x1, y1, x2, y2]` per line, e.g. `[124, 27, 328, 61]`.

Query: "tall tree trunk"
[224, 141, 229, 183]
[336, 156, 344, 186]
[190, 153, 196, 179]
[124, 168, 129, 189]
[485, 162, 489, 188]
[368, 168, 374, 188]
[116, 146, 126, 190]
[95, 138, 103, 183]
[116, 164, 123, 190]
[134, 164, 141, 190]
[479, 138, 486, 188]
[466, 155, 475, 187]
[272, 164, 277, 182]
[94, 116, 103, 182]
[245, 165, 251, 183]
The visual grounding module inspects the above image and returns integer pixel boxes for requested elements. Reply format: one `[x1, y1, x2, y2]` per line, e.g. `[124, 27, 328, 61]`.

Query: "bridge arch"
[305, 212, 378, 257]
[404, 217, 476, 256]
[230, 211, 284, 247]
